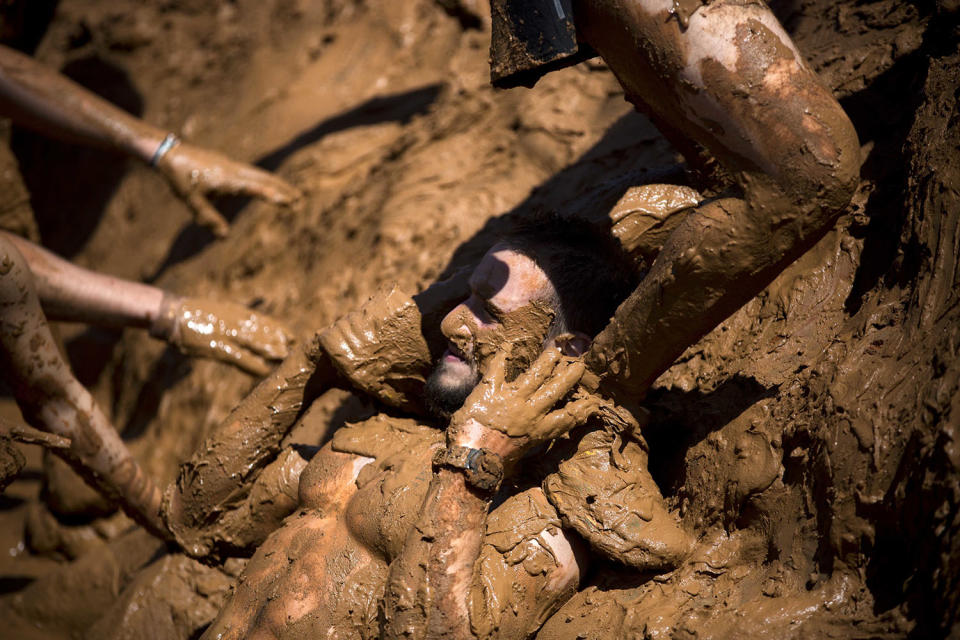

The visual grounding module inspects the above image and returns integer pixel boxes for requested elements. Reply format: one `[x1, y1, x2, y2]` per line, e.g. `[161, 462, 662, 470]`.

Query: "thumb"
[185, 190, 230, 238]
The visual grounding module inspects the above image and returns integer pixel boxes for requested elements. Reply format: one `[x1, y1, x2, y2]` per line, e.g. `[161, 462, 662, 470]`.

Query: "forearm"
[0, 235, 167, 538]
[0, 44, 165, 162]
[163, 337, 338, 558]
[384, 419, 516, 639]
[1, 231, 166, 329]
[383, 466, 490, 639]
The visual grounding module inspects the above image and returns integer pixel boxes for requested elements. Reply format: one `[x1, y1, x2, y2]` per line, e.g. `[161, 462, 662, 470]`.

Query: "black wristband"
[432, 445, 504, 494]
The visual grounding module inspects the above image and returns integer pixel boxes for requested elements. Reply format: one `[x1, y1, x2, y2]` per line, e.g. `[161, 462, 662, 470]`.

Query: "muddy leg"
[0, 235, 167, 538]
[575, 0, 860, 400]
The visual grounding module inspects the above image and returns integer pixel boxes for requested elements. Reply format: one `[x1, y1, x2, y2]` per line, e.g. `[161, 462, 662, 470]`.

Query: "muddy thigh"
[468, 488, 588, 640]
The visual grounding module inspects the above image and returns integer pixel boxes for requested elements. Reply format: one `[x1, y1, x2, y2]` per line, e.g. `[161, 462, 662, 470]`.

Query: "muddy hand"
[449, 348, 604, 463]
[152, 295, 292, 376]
[155, 140, 303, 237]
[318, 284, 431, 411]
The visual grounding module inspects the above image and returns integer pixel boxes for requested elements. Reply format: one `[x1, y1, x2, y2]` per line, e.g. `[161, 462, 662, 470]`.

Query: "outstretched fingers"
[232, 164, 303, 205]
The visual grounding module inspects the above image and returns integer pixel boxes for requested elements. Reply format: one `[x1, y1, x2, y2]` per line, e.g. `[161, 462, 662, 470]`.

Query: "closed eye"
[482, 300, 504, 321]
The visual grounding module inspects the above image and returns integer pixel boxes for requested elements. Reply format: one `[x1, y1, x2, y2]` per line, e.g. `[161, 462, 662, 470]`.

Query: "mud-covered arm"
[1, 231, 291, 376]
[0, 44, 300, 235]
[163, 337, 337, 558]
[382, 349, 601, 638]
[162, 278, 462, 559]
[0, 234, 168, 538]
[574, 0, 860, 404]
[2, 231, 164, 329]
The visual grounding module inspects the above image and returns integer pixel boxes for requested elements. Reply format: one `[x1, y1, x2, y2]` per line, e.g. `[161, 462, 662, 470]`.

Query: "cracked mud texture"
[0, 0, 957, 638]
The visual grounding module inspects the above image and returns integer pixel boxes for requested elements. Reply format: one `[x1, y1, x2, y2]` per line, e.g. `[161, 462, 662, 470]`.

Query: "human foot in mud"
[0, 232, 291, 535]
[197, 217, 693, 639]
[0, 44, 302, 237]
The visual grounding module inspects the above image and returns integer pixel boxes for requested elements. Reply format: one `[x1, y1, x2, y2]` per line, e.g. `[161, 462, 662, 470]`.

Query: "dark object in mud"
[489, 0, 597, 88]
[0, 434, 26, 492]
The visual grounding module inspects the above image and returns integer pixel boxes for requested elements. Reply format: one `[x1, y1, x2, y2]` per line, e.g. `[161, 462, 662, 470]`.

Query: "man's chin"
[425, 361, 478, 419]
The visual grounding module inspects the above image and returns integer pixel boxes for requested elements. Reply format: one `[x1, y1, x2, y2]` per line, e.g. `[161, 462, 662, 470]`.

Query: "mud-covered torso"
[332, 414, 444, 561]
[329, 413, 690, 573]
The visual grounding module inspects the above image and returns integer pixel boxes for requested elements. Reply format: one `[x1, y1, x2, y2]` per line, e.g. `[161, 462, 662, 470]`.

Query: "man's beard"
[425, 358, 480, 419]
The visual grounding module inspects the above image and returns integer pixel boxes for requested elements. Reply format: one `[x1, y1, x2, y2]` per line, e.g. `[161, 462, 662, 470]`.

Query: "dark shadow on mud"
[321, 396, 377, 447]
[643, 376, 778, 495]
[65, 327, 123, 388]
[0, 575, 34, 595]
[259, 84, 444, 172]
[117, 345, 193, 440]
[146, 84, 444, 283]
[431, 109, 687, 283]
[0, 493, 26, 510]
[839, 49, 933, 314]
[11, 54, 143, 259]
[0, 0, 59, 54]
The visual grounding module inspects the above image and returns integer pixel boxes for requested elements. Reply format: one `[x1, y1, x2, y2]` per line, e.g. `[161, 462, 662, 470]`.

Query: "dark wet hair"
[500, 212, 639, 338]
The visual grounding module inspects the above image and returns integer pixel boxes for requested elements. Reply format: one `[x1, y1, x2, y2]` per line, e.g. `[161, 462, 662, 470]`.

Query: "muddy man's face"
[426, 244, 558, 416]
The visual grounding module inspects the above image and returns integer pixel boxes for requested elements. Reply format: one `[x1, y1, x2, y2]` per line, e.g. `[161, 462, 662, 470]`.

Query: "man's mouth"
[444, 344, 468, 363]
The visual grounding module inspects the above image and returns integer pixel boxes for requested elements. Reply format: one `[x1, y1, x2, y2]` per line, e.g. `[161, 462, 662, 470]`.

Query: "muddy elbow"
[751, 100, 860, 242]
[784, 100, 862, 229]
[815, 107, 861, 216]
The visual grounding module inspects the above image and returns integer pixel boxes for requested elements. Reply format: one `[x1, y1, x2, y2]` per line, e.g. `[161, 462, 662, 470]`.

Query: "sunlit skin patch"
[435, 244, 557, 396]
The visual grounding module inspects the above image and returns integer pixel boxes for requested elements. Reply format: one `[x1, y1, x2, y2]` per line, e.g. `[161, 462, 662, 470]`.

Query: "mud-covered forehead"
[470, 245, 556, 314]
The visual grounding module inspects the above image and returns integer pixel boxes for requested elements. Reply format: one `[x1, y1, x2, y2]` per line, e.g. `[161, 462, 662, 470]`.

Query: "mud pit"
[0, 0, 958, 638]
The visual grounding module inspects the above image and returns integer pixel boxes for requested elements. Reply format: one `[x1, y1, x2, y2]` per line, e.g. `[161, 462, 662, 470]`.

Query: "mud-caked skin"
[200, 401, 594, 640]
[0, 235, 167, 537]
[179, 1, 860, 637]
[200, 245, 688, 640]
[574, 0, 860, 403]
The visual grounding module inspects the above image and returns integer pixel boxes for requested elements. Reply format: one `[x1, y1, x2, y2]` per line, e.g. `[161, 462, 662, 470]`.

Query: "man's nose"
[440, 303, 474, 347]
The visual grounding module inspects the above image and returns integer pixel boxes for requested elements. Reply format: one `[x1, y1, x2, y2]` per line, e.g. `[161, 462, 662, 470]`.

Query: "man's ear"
[554, 332, 591, 357]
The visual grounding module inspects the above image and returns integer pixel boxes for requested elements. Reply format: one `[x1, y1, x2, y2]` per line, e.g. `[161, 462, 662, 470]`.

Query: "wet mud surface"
[0, 0, 958, 638]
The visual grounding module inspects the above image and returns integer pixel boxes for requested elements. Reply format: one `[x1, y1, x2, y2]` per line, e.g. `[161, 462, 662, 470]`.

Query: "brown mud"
[0, 0, 958, 638]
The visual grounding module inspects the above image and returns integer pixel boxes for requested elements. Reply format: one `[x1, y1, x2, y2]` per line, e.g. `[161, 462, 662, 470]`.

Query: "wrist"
[447, 418, 522, 462]
[149, 292, 182, 341]
[432, 445, 504, 495]
[130, 127, 172, 165]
